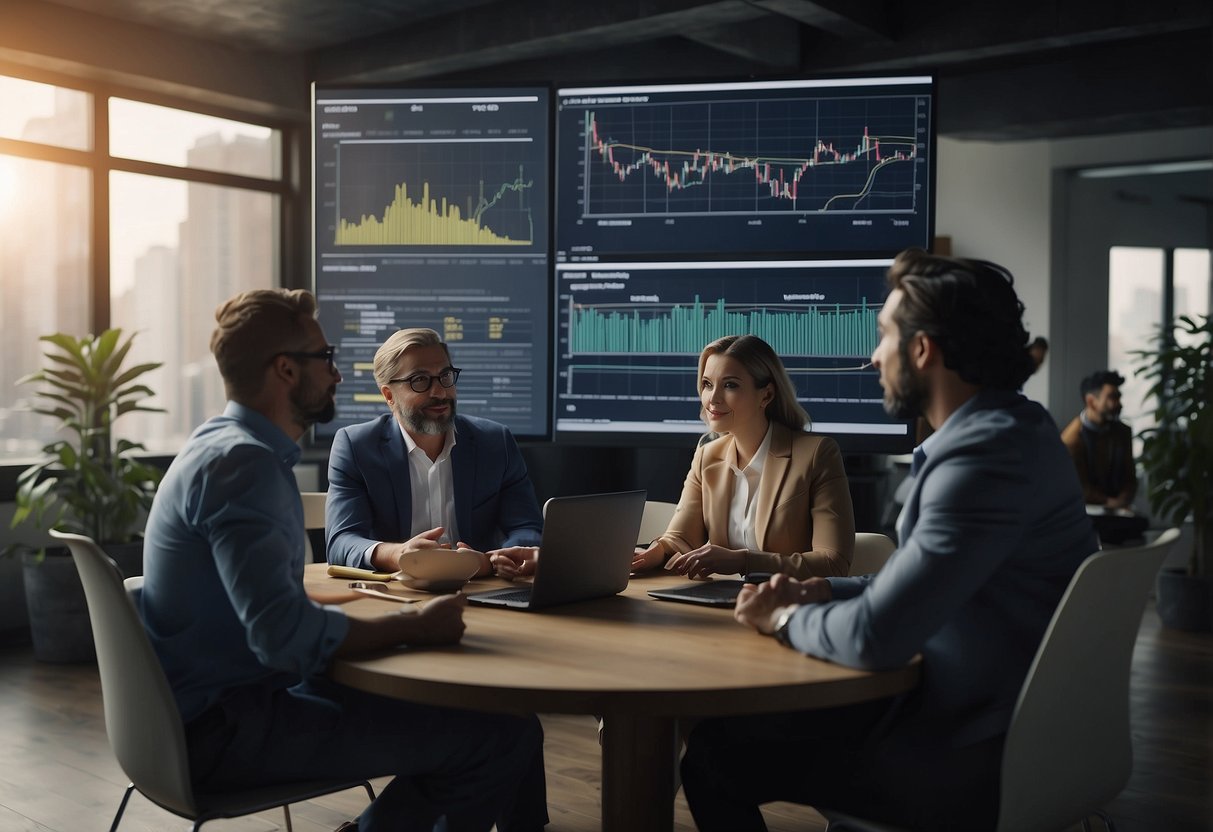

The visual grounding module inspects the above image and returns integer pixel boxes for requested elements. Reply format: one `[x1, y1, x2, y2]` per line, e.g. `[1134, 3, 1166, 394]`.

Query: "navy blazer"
[785, 390, 1099, 748]
[325, 413, 543, 568]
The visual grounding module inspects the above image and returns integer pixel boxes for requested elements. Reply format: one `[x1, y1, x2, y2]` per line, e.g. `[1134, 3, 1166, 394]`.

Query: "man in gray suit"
[680, 249, 1099, 831]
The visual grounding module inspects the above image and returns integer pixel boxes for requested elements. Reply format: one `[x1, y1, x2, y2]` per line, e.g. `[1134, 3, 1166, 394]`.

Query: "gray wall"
[936, 126, 1213, 421]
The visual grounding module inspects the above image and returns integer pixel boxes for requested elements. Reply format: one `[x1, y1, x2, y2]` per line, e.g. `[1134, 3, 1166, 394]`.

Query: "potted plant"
[1132, 313, 1213, 632]
[3, 329, 164, 660]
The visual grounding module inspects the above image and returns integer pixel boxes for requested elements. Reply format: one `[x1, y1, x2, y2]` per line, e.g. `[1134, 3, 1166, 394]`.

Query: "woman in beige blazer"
[633, 334, 855, 579]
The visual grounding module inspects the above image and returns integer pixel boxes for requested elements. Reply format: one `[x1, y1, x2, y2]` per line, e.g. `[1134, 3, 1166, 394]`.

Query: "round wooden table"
[305, 564, 919, 831]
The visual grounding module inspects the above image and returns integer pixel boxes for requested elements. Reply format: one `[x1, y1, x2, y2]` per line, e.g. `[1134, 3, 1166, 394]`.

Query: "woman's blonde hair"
[697, 334, 809, 432]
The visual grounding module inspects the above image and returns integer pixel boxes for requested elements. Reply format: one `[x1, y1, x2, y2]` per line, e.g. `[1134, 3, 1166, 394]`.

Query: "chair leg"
[1080, 812, 1116, 832]
[283, 804, 293, 832]
[109, 783, 136, 832]
[361, 780, 376, 801]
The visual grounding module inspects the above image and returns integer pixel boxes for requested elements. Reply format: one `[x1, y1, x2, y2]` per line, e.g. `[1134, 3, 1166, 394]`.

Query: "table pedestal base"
[601, 714, 678, 831]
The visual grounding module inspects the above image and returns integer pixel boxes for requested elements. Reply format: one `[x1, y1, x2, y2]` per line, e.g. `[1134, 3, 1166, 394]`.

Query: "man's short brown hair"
[210, 289, 317, 402]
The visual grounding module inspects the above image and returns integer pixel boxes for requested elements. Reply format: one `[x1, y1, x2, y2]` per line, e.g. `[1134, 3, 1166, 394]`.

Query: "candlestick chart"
[576, 95, 924, 218]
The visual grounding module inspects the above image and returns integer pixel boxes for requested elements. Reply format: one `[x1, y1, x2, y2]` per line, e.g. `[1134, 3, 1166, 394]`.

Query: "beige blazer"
[655, 423, 855, 578]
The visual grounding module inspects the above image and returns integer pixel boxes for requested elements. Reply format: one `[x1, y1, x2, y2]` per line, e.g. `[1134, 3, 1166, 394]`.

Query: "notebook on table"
[647, 572, 775, 607]
[467, 489, 646, 610]
[647, 579, 747, 607]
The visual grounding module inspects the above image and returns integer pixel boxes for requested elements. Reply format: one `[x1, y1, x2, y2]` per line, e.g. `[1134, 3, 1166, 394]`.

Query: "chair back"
[849, 532, 896, 576]
[49, 530, 197, 817]
[636, 500, 678, 546]
[301, 491, 327, 561]
[996, 527, 1179, 832]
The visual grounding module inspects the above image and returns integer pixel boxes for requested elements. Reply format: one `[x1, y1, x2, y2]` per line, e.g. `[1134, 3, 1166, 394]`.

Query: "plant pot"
[22, 548, 94, 663]
[1155, 568, 1213, 633]
[21, 541, 145, 663]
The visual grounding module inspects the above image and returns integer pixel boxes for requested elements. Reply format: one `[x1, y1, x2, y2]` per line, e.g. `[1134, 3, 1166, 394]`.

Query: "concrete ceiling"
[40, 0, 1213, 140]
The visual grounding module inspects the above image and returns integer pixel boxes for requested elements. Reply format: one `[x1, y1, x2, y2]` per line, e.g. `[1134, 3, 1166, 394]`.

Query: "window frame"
[0, 61, 305, 492]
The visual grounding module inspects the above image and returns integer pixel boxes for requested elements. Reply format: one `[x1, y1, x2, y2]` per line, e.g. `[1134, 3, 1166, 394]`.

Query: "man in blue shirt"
[680, 250, 1099, 831]
[140, 289, 545, 832]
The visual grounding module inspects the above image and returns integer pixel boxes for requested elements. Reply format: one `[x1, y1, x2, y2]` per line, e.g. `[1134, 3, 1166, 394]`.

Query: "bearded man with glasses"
[326, 327, 544, 586]
[325, 327, 548, 830]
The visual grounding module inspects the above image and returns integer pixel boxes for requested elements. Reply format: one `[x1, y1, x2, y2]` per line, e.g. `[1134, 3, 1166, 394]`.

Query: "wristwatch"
[772, 606, 797, 647]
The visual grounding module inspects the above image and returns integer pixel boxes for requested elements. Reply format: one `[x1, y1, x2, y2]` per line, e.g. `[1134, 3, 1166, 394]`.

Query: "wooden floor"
[0, 606, 1208, 832]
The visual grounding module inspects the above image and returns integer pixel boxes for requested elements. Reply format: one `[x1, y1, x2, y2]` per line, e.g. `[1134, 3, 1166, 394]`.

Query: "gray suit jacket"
[785, 389, 1099, 747]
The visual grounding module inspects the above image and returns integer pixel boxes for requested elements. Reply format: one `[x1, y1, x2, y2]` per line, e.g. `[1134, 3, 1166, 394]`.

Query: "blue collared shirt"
[140, 402, 349, 722]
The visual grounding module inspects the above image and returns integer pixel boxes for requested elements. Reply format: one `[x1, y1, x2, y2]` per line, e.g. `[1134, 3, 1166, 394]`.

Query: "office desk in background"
[304, 565, 919, 832]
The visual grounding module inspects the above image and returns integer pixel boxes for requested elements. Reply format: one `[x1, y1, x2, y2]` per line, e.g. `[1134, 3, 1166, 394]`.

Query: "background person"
[139, 289, 544, 832]
[680, 250, 1098, 832]
[1060, 369, 1137, 509]
[632, 334, 855, 580]
[1027, 335, 1049, 371]
[326, 327, 544, 578]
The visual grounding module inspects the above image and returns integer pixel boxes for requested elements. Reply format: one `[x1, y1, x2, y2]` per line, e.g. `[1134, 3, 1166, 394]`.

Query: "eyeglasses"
[281, 345, 337, 369]
[388, 366, 461, 393]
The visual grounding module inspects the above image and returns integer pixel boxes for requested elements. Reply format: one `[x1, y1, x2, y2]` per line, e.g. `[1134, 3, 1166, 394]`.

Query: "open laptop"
[467, 490, 646, 610]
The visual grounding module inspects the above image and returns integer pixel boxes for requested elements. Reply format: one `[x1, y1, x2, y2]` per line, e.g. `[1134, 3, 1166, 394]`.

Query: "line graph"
[578, 95, 924, 217]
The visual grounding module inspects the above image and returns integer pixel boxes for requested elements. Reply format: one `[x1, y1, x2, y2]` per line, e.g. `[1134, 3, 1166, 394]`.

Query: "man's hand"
[402, 527, 448, 552]
[335, 590, 467, 654]
[488, 546, 539, 580]
[665, 543, 746, 579]
[399, 593, 467, 645]
[734, 574, 832, 634]
[632, 542, 665, 573]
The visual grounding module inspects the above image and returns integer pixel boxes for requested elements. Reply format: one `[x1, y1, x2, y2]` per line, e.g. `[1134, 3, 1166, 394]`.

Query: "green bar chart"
[569, 295, 878, 357]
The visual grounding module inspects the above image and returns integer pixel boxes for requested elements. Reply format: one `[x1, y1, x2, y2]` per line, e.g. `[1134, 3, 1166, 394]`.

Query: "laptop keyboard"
[481, 588, 534, 603]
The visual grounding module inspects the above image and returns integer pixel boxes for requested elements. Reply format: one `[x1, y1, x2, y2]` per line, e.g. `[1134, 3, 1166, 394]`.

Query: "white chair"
[822, 527, 1180, 832]
[636, 500, 678, 546]
[849, 532, 896, 576]
[300, 490, 328, 561]
[49, 529, 374, 832]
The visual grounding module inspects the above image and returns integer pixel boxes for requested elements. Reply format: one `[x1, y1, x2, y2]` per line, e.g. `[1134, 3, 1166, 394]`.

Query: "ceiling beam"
[938, 31, 1213, 140]
[681, 15, 800, 68]
[311, 0, 770, 83]
[794, 0, 1211, 71]
[749, 0, 894, 40]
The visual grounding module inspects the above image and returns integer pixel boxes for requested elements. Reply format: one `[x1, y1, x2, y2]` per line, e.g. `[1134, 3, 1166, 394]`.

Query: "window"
[110, 173, 276, 451]
[0, 75, 89, 150]
[0, 156, 90, 455]
[0, 71, 288, 461]
[109, 98, 278, 178]
[1108, 245, 1212, 447]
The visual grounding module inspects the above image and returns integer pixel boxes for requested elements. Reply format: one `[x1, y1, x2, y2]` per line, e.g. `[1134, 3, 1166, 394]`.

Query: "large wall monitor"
[554, 259, 911, 452]
[552, 74, 931, 452]
[313, 86, 550, 439]
[555, 76, 935, 263]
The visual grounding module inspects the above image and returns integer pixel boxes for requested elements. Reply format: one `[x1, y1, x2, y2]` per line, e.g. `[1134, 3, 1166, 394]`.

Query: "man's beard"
[881, 345, 929, 420]
[397, 396, 457, 435]
[291, 376, 337, 427]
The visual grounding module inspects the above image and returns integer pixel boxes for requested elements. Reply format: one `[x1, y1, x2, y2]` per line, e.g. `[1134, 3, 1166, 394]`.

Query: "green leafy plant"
[4, 329, 164, 554]
[1132, 314, 1213, 577]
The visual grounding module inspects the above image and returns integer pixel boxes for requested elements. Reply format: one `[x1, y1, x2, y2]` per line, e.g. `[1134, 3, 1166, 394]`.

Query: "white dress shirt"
[367, 424, 460, 562]
[726, 425, 773, 552]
